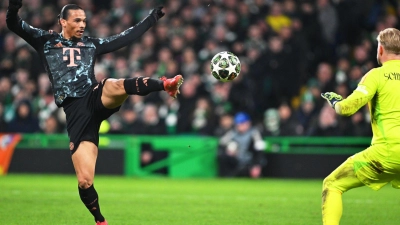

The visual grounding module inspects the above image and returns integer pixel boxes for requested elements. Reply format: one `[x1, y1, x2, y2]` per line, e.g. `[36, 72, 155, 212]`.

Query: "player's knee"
[78, 177, 93, 189]
[323, 175, 335, 190]
[105, 79, 125, 95]
[323, 175, 343, 193]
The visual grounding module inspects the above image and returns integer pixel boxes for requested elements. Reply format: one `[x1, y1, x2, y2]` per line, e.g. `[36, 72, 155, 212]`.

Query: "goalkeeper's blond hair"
[377, 28, 400, 55]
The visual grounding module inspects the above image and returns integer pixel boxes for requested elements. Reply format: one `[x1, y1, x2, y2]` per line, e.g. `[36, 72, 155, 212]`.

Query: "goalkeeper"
[321, 28, 400, 225]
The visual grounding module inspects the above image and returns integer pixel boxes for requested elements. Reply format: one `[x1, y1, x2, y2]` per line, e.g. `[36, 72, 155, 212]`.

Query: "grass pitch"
[0, 174, 398, 225]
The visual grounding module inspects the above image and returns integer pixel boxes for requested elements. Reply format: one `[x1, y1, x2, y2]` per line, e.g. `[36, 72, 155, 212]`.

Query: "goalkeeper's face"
[61, 9, 86, 39]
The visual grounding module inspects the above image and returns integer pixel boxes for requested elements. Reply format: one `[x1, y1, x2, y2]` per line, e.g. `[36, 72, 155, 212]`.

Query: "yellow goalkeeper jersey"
[336, 60, 400, 145]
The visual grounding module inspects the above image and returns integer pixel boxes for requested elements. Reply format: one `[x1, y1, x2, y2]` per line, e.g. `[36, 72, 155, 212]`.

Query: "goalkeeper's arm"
[322, 68, 378, 116]
[322, 86, 374, 116]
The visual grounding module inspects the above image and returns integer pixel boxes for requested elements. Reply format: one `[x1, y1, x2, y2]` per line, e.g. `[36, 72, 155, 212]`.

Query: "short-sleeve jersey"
[337, 60, 400, 144]
[6, 9, 156, 106]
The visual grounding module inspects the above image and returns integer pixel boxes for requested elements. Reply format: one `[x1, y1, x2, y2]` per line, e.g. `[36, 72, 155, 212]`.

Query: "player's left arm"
[324, 68, 379, 116]
[92, 7, 164, 55]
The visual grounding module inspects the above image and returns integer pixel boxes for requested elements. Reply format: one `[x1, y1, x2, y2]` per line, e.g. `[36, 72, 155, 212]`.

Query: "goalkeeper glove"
[149, 6, 165, 22]
[8, 0, 22, 11]
[321, 92, 343, 108]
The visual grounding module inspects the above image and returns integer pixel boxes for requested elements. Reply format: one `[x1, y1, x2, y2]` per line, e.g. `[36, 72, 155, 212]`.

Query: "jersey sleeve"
[335, 68, 380, 116]
[6, 9, 48, 50]
[91, 15, 156, 55]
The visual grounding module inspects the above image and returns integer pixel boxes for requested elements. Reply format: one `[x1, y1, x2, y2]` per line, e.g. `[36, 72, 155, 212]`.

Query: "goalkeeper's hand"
[321, 92, 343, 109]
[8, 0, 22, 11]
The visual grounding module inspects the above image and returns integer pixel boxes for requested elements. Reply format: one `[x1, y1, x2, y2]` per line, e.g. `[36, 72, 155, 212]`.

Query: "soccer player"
[6, 1, 184, 224]
[321, 28, 400, 225]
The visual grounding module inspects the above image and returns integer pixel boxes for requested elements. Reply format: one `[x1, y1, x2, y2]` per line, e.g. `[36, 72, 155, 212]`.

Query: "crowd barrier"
[3, 134, 372, 178]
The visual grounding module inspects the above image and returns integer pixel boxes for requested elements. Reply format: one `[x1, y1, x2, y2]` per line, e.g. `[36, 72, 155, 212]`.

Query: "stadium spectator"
[263, 101, 302, 136]
[119, 107, 143, 134]
[214, 113, 234, 137]
[296, 92, 318, 135]
[7, 99, 40, 133]
[0, 103, 7, 132]
[266, 2, 292, 33]
[308, 103, 342, 137]
[42, 113, 62, 134]
[218, 112, 266, 178]
[190, 97, 217, 136]
[139, 104, 167, 135]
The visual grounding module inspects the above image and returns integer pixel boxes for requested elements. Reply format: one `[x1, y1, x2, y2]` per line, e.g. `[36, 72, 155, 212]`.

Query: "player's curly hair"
[377, 28, 400, 55]
[57, 4, 83, 25]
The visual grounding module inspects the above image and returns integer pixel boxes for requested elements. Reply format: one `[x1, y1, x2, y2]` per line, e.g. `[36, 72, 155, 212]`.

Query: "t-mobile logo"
[63, 48, 81, 67]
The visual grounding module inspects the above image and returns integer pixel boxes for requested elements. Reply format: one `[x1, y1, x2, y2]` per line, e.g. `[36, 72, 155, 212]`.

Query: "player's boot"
[160, 75, 184, 98]
[96, 220, 108, 225]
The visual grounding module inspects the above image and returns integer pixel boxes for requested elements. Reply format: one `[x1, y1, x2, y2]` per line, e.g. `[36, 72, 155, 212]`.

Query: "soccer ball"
[210, 51, 241, 82]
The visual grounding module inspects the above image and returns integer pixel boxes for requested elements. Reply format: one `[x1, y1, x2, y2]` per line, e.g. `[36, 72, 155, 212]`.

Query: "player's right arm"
[322, 68, 379, 116]
[6, 0, 45, 50]
[335, 68, 379, 116]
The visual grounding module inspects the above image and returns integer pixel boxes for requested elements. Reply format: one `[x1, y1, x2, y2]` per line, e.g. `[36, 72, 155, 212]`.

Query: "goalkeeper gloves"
[149, 6, 165, 22]
[8, 0, 22, 11]
[321, 92, 343, 108]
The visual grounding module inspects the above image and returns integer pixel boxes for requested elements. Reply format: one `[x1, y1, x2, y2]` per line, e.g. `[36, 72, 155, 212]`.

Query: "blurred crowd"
[0, 0, 399, 137]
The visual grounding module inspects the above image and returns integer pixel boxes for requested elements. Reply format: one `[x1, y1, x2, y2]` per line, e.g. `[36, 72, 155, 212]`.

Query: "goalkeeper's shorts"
[352, 143, 400, 191]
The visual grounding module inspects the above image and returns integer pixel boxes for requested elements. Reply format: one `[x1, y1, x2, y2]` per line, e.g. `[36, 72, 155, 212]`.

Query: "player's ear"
[60, 18, 67, 27]
[378, 44, 384, 56]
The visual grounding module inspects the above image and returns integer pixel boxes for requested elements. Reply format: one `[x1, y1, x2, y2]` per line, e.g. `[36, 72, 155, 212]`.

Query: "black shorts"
[62, 79, 120, 154]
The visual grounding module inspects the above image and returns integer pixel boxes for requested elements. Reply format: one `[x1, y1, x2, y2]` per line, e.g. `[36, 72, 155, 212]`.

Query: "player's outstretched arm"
[322, 69, 378, 116]
[322, 91, 372, 116]
[6, 0, 23, 32]
[6, 0, 47, 50]
[93, 6, 165, 55]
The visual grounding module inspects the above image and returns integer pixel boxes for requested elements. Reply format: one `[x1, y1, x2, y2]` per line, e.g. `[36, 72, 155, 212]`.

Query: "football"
[210, 51, 241, 82]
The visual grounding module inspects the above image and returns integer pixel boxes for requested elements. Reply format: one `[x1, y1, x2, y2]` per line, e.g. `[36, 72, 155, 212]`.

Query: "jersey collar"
[383, 59, 400, 65]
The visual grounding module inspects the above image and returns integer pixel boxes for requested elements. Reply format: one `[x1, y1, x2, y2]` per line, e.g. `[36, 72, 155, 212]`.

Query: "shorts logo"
[69, 142, 74, 151]
[93, 84, 99, 91]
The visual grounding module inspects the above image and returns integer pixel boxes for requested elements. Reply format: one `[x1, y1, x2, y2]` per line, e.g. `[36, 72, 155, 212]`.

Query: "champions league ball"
[210, 51, 241, 82]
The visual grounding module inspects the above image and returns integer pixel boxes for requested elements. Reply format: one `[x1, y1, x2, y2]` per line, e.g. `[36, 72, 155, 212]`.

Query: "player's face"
[62, 9, 86, 39]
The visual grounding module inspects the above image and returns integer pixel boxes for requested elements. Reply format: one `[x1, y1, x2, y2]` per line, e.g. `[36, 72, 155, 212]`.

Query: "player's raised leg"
[72, 141, 107, 225]
[101, 75, 184, 109]
[321, 157, 364, 225]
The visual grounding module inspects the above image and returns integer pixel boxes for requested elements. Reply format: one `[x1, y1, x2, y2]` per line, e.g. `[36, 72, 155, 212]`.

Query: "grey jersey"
[220, 127, 265, 166]
[6, 9, 156, 106]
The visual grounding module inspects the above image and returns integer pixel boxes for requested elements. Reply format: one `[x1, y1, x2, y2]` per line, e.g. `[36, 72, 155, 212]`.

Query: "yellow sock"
[322, 189, 342, 225]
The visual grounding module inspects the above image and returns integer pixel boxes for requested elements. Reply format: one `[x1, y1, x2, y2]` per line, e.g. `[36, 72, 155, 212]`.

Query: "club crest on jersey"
[77, 42, 85, 47]
[54, 42, 63, 47]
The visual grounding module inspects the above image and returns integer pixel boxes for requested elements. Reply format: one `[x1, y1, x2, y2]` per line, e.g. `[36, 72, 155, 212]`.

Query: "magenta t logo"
[63, 48, 81, 67]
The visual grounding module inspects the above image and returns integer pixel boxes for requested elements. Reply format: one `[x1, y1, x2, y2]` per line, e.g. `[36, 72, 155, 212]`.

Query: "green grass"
[0, 174, 398, 225]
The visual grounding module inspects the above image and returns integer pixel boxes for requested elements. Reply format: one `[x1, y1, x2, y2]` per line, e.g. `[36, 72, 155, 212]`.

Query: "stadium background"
[1, 0, 399, 137]
[1, 1, 400, 224]
[0, 0, 399, 176]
